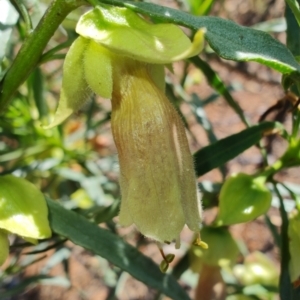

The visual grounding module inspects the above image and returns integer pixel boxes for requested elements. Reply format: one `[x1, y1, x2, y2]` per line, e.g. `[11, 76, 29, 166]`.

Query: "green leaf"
[46, 198, 191, 300]
[264, 215, 281, 247]
[0, 175, 51, 239]
[273, 184, 294, 298]
[193, 121, 281, 176]
[251, 17, 286, 33]
[190, 94, 218, 144]
[30, 68, 48, 120]
[285, 1, 300, 92]
[190, 56, 248, 126]
[0, 275, 53, 297]
[101, 0, 300, 74]
[186, 0, 215, 16]
[288, 212, 300, 282]
[172, 252, 189, 279]
[94, 200, 120, 223]
[76, 4, 204, 64]
[286, 2, 300, 58]
[215, 174, 272, 226]
[189, 93, 226, 178]
[286, 0, 300, 27]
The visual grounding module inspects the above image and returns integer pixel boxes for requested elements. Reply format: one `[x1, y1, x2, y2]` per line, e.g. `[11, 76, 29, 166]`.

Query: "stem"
[292, 109, 300, 138]
[273, 182, 293, 298]
[11, 0, 33, 34]
[259, 159, 285, 179]
[0, 0, 86, 113]
[38, 39, 74, 65]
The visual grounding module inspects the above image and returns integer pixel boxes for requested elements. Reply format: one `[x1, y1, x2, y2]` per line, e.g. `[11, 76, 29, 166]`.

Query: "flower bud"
[233, 251, 279, 287]
[0, 175, 51, 239]
[215, 173, 272, 226]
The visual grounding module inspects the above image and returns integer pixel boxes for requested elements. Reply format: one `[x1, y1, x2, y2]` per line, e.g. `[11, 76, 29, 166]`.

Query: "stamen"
[157, 243, 175, 273]
[193, 233, 209, 249]
[158, 244, 168, 261]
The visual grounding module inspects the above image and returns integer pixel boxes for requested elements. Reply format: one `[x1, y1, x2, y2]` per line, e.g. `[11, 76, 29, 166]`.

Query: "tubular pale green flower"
[111, 56, 202, 244]
[48, 5, 205, 247]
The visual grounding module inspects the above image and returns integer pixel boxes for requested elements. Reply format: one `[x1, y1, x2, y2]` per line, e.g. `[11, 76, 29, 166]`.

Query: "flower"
[48, 4, 204, 247]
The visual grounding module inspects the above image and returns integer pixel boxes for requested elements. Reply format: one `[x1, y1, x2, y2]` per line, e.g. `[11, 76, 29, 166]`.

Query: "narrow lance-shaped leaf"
[31, 68, 48, 121]
[190, 56, 249, 126]
[284, 2, 300, 92]
[286, 1, 300, 60]
[0, 275, 54, 298]
[286, 0, 300, 27]
[193, 121, 282, 176]
[46, 198, 191, 300]
[288, 211, 300, 283]
[274, 184, 294, 298]
[189, 93, 227, 178]
[100, 0, 300, 74]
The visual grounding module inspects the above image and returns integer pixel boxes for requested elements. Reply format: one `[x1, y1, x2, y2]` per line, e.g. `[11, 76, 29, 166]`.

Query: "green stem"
[0, 0, 86, 113]
[11, 0, 33, 34]
[292, 109, 300, 138]
[259, 159, 285, 179]
[38, 39, 74, 65]
[273, 182, 293, 298]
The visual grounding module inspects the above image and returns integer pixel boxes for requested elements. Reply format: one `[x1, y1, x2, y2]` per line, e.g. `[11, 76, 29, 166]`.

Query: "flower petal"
[76, 5, 204, 64]
[110, 57, 202, 243]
